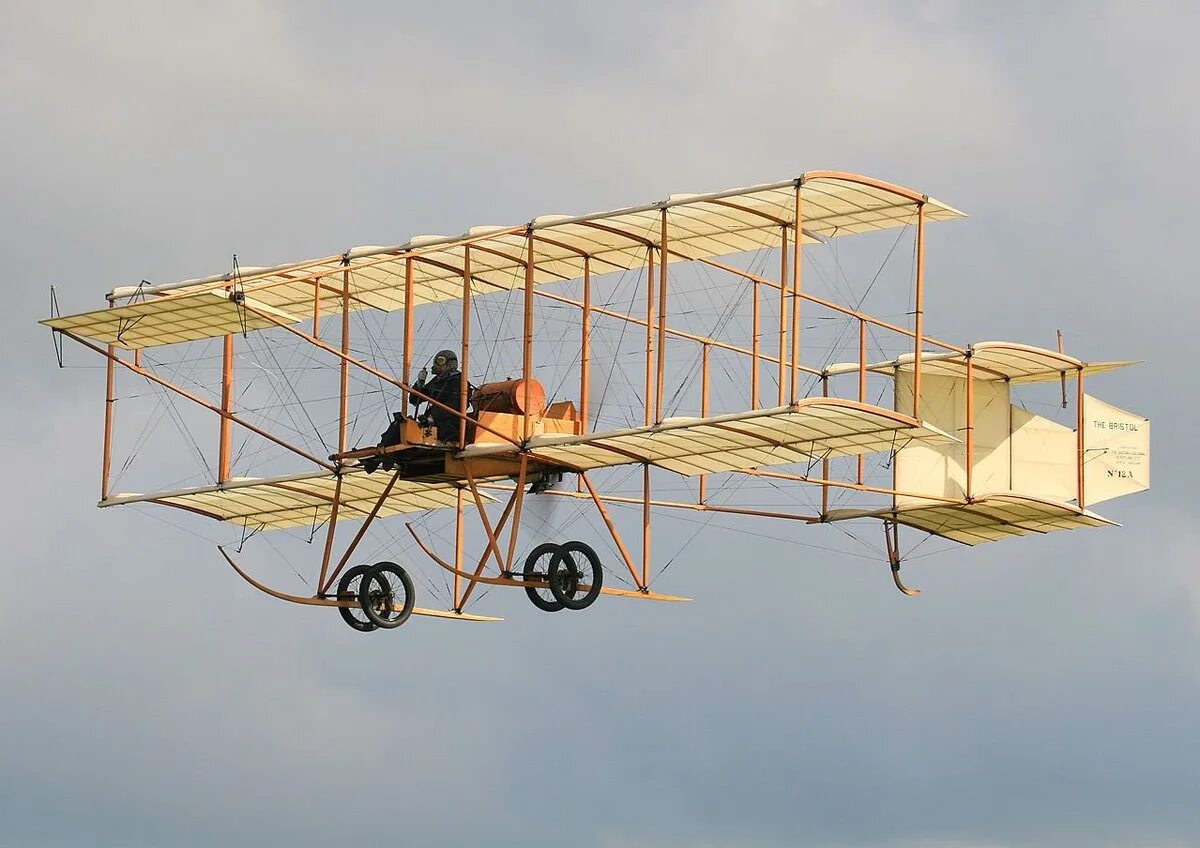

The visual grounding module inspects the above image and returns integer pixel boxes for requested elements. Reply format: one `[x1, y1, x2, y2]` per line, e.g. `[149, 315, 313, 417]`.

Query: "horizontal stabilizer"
[825, 494, 1116, 545]
[826, 341, 1139, 385]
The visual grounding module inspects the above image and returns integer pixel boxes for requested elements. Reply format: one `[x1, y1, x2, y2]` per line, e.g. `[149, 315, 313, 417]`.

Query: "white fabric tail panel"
[1010, 407, 1076, 503]
[1082, 395, 1150, 505]
[894, 372, 1011, 505]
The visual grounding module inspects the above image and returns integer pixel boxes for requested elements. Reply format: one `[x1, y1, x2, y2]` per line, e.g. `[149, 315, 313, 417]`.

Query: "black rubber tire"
[522, 543, 565, 612]
[336, 564, 378, 632]
[358, 561, 416, 629]
[549, 541, 603, 611]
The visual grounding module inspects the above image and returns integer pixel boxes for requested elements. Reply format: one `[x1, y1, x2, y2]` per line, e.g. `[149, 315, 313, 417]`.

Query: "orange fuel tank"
[473, 378, 547, 417]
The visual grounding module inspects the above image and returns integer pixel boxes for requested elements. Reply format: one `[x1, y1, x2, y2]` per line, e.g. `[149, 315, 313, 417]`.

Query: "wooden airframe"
[42, 171, 1149, 629]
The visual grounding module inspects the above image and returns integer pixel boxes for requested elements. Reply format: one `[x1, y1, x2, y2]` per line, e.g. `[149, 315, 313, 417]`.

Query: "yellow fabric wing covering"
[101, 470, 480, 531]
[462, 399, 957, 475]
[44, 292, 297, 349]
[825, 494, 1116, 545]
[43, 174, 964, 350]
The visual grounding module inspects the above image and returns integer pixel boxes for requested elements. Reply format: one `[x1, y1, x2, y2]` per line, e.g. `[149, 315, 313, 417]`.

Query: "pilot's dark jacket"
[410, 370, 465, 442]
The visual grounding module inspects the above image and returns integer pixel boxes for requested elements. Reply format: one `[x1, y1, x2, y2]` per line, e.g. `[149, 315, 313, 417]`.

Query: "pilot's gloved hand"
[416, 367, 428, 383]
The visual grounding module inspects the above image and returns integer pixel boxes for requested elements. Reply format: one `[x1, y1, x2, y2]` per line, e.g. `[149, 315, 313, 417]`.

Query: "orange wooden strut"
[218, 333, 233, 483]
[101, 339, 115, 501]
[1076, 368, 1085, 509]
[751, 280, 760, 408]
[820, 375, 829, 516]
[453, 489, 464, 609]
[316, 475, 343, 592]
[458, 461, 526, 608]
[522, 233, 534, 440]
[699, 343, 709, 504]
[912, 203, 926, 419]
[778, 225, 788, 405]
[403, 257, 414, 411]
[312, 277, 321, 339]
[339, 268, 351, 454]
[655, 208, 668, 423]
[645, 246, 655, 426]
[580, 256, 591, 434]
[857, 317, 866, 484]
[642, 464, 651, 587]
[459, 246, 472, 446]
[965, 354, 974, 500]
[503, 457, 528, 573]
[464, 465, 506, 573]
[790, 182, 802, 404]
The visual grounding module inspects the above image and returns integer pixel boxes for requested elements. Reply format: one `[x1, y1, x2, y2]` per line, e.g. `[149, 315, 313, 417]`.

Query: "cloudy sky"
[2, 2, 1198, 846]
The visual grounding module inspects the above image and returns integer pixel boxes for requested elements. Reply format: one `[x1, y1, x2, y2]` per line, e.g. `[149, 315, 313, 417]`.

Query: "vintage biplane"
[42, 171, 1149, 631]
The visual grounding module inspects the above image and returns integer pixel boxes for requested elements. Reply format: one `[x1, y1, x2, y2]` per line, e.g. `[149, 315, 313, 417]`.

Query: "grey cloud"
[2, 2, 1198, 847]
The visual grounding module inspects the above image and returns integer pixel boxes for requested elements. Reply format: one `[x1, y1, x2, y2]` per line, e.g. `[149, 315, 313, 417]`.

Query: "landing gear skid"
[217, 546, 421, 631]
[883, 519, 921, 597]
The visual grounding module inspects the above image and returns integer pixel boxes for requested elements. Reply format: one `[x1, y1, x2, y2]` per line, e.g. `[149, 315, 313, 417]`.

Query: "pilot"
[410, 349, 469, 443]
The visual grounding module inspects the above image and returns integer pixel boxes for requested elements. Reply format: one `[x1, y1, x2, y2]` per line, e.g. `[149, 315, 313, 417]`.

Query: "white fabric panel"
[1009, 408, 1076, 503]
[1083, 395, 1150, 505]
[972, 378, 1011, 493]
[894, 372, 966, 502]
[894, 372, 1011, 504]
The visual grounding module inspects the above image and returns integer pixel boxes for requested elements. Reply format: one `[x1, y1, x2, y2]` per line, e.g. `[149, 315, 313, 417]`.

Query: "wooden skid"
[219, 546, 501, 622]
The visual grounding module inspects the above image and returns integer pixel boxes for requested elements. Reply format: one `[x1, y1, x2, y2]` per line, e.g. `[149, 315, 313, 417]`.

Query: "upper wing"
[463, 398, 957, 476]
[43, 173, 964, 350]
[825, 493, 1117, 546]
[101, 469, 479, 531]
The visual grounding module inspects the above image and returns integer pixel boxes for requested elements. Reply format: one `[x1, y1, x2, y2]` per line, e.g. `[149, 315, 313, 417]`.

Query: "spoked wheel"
[523, 542, 566, 612]
[548, 541, 603, 611]
[336, 564, 378, 632]
[358, 561, 416, 629]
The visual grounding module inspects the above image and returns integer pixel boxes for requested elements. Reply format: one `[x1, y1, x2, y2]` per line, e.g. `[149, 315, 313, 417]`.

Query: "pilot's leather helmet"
[432, 349, 459, 375]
